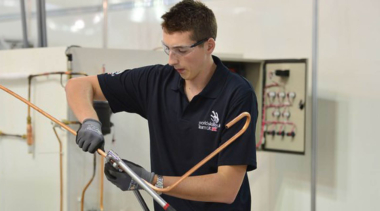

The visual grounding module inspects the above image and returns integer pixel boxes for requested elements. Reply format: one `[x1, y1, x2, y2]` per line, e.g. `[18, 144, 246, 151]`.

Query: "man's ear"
[207, 38, 216, 54]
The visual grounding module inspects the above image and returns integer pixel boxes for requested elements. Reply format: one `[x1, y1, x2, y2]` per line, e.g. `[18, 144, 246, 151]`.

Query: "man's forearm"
[154, 165, 247, 204]
[65, 77, 99, 123]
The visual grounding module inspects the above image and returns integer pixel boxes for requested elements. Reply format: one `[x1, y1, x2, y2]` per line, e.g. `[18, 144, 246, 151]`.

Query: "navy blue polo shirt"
[98, 55, 258, 211]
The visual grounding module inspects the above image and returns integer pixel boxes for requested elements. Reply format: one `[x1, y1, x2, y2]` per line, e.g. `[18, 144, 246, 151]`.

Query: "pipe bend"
[147, 111, 251, 193]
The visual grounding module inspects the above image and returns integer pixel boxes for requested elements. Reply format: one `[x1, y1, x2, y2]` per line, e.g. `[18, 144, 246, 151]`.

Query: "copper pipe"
[26, 71, 88, 153]
[100, 156, 104, 211]
[1, 84, 251, 202]
[62, 120, 80, 125]
[0, 84, 106, 157]
[0, 131, 26, 139]
[28, 71, 87, 78]
[52, 126, 64, 211]
[1, 84, 107, 211]
[81, 154, 97, 211]
[27, 76, 33, 152]
[146, 112, 251, 193]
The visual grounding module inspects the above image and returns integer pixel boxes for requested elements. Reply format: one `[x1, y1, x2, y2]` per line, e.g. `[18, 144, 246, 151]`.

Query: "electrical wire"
[258, 82, 297, 147]
[258, 84, 280, 147]
[263, 121, 297, 137]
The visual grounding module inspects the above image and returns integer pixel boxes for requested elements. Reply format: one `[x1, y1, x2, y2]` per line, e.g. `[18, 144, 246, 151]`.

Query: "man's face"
[162, 31, 209, 81]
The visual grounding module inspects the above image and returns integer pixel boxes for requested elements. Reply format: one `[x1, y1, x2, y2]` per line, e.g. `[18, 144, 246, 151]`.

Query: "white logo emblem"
[198, 111, 221, 132]
[108, 70, 125, 76]
[211, 111, 219, 124]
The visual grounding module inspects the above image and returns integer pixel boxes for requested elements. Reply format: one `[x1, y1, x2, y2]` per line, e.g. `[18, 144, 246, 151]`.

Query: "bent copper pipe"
[2, 84, 117, 210]
[26, 72, 88, 153]
[0, 84, 106, 157]
[52, 126, 64, 211]
[1, 83, 106, 211]
[1, 84, 250, 196]
[146, 112, 251, 193]
[81, 154, 97, 211]
[100, 157, 104, 211]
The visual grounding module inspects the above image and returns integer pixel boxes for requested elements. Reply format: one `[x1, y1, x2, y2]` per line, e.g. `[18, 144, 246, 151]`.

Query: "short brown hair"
[161, 0, 217, 42]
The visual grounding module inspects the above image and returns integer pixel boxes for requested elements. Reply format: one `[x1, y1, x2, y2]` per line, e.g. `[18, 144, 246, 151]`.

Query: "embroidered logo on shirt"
[211, 111, 219, 124]
[198, 111, 221, 132]
[108, 70, 125, 76]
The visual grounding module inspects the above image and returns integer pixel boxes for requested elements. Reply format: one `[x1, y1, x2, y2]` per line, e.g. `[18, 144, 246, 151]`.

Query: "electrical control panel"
[261, 60, 307, 154]
[223, 58, 307, 154]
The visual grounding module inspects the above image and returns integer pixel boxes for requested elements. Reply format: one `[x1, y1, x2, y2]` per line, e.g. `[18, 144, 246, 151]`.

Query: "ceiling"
[0, 0, 177, 16]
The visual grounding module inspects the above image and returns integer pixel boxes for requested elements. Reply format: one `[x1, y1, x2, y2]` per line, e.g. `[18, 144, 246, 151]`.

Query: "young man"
[66, 0, 258, 210]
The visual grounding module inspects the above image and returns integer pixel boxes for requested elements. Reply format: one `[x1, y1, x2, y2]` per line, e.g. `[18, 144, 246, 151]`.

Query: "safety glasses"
[162, 38, 209, 56]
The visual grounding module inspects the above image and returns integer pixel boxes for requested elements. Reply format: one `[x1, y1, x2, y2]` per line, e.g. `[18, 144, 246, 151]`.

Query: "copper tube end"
[27, 124, 33, 146]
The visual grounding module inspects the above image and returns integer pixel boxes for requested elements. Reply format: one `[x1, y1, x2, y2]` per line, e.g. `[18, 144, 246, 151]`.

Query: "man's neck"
[184, 58, 216, 101]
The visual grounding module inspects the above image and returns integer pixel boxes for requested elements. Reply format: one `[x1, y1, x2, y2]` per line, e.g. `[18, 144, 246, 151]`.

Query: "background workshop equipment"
[1, 0, 380, 211]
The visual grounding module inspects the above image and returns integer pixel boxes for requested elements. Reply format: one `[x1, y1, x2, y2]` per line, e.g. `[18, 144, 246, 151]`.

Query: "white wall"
[317, 0, 380, 210]
[0, 47, 70, 210]
[0, 0, 380, 210]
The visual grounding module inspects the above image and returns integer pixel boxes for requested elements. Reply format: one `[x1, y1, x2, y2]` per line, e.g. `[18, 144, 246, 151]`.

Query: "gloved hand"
[104, 159, 155, 191]
[76, 119, 104, 153]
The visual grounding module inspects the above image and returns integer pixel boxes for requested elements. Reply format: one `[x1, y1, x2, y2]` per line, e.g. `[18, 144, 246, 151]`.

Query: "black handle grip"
[166, 205, 177, 211]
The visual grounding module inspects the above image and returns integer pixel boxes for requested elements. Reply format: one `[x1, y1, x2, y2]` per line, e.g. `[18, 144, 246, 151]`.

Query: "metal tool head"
[105, 149, 123, 172]
[106, 149, 120, 162]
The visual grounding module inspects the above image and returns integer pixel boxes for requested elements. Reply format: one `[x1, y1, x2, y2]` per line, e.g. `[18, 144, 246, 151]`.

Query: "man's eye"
[177, 48, 187, 53]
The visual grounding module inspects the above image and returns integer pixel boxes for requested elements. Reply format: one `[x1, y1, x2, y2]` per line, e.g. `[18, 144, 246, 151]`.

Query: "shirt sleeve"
[97, 65, 161, 118]
[218, 89, 258, 171]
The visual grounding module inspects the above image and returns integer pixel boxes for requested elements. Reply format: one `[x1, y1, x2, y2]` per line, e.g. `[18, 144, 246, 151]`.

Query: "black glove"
[104, 159, 155, 191]
[76, 119, 104, 153]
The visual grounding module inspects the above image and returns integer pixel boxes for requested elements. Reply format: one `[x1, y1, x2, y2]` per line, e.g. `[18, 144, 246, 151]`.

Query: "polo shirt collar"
[170, 55, 230, 99]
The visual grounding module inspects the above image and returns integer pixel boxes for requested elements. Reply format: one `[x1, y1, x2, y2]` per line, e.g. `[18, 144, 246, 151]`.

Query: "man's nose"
[168, 51, 178, 66]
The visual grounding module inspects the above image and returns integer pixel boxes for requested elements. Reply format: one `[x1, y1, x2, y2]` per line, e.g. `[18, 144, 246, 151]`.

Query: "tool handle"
[165, 205, 177, 211]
